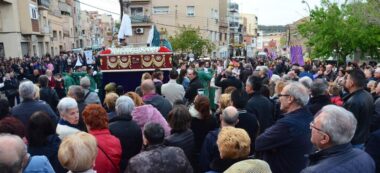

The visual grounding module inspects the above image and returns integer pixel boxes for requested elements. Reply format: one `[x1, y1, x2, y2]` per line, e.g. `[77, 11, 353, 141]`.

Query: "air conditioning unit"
[135, 28, 144, 34]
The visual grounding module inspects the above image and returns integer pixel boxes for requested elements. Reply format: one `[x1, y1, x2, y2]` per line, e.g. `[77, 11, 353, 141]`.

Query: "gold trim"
[107, 56, 119, 69]
[119, 56, 131, 68]
[141, 55, 153, 67]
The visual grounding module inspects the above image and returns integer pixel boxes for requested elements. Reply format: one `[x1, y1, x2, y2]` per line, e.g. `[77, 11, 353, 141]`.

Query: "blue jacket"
[24, 155, 55, 173]
[302, 143, 375, 173]
[255, 107, 313, 173]
[199, 129, 221, 172]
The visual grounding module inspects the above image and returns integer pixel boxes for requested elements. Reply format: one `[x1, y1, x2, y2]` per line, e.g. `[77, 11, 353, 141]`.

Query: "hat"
[224, 159, 272, 173]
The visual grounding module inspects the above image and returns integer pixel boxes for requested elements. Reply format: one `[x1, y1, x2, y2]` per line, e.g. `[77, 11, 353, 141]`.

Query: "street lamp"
[302, 0, 312, 61]
[302, 0, 311, 15]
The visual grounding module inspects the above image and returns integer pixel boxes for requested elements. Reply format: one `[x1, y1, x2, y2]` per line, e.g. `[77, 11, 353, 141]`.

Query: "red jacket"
[331, 96, 343, 106]
[90, 129, 122, 173]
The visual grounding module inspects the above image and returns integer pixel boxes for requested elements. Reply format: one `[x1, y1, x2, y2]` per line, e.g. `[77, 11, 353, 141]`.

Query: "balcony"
[229, 3, 239, 12]
[130, 15, 151, 23]
[38, 0, 50, 10]
[40, 25, 51, 34]
[58, 2, 71, 15]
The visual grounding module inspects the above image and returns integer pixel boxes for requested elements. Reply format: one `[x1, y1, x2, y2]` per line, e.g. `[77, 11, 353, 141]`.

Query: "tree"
[169, 26, 215, 56]
[298, 0, 380, 62]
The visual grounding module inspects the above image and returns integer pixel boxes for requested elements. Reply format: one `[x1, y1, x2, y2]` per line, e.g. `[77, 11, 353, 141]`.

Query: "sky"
[79, 0, 328, 25]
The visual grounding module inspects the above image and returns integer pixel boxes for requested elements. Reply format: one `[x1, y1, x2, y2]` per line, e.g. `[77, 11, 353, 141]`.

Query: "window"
[153, 6, 169, 14]
[29, 4, 38, 19]
[130, 7, 143, 16]
[187, 6, 195, 16]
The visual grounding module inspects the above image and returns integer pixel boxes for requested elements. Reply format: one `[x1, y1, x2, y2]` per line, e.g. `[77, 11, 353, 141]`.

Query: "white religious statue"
[118, 0, 133, 46]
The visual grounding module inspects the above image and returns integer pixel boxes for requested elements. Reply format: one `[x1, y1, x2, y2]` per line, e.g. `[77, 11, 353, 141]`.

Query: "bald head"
[141, 79, 156, 95]
[221, 106, 239, 126]
[0, 134, 27, 172]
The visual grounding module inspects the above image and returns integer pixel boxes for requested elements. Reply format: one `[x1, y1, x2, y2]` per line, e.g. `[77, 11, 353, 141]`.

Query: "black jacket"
[40, 87, 60, 112]
[215, 75, 242, 93]
[191, 116, 218, 153]
[302, 144, 375, 173]
[185, 77, 203, 103]
[343, 89, 374, 144]
[28, 134, 66, 173]
[246, 92, 274, 133]
[143, 94, 172, 118]
[109, 115, 143, 172]
[164, 129, 195, 161]
[235, 110, 259, 152]
[365, 129, 380, 173]
[307, 95, 332, 116]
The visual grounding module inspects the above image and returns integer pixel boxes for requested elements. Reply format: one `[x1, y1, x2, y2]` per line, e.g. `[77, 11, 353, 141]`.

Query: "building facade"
[0, 0, 77, 57]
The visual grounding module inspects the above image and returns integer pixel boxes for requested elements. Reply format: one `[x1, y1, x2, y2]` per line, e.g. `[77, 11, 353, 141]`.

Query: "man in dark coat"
[302, 105, 375, 173]
[109, 96, 142, 172]
[199, 106, 239, 172]
[366, 129, 380, 173]
[245, 75, 274, 133]
[39, 75, 60, 113]
[255, 82, 313, 173]
[231, 89, 259, 151]
[307, 79, 331, 116]
[141, 79, 172, 118]
[343, 69, 374, 148]
[215, 69, 242, 93]
[127, 123, 193, 173]
[11, 81, 57, 126]
[185, 69, 203, 104]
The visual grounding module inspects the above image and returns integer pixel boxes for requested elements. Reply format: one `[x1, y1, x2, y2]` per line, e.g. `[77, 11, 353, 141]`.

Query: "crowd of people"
[0, 54, 380, 173]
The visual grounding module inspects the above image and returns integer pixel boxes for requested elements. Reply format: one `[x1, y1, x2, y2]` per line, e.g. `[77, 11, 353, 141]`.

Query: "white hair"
[299, 76, 313, 90]
[285, 82, 309, 106]
[115, 96, 135, 116]
[318, 105, 357, 145]
[80, 77, 91, 89]
[19, 80, 36, 100]
[270, 74, 281, 83]
[57, 97, 78, 115]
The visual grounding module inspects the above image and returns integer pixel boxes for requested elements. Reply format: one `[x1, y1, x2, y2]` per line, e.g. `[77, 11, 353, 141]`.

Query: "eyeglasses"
[278, 94, 290, 97]
[310, 121, 327, 135]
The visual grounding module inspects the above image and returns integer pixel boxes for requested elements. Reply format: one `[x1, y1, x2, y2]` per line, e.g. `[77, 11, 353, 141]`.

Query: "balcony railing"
[38, 0, 50, 9]
[130, 15, 151, 23]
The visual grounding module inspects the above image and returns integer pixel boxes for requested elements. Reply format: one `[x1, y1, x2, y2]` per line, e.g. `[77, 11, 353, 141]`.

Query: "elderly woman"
[82, 104, 122, 173]
[104, 92, 119, 120]
[56, 97, 81, 139]
[109, 95, 143, 172]
[165, 105, 194, 161]
[58, 132, 97, 173]
[128, 92, 171, 136]
[190, 96, 217, 155]
[28, 111, 65, 173]
[210, 126, 251, 172]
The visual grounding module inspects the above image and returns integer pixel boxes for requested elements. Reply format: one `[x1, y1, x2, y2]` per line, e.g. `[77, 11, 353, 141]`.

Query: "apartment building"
[0, 0, 76, 57]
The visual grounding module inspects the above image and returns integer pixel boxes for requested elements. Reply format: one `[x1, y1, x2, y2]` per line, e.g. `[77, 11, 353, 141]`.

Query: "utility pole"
[226, 0, 230, 59]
